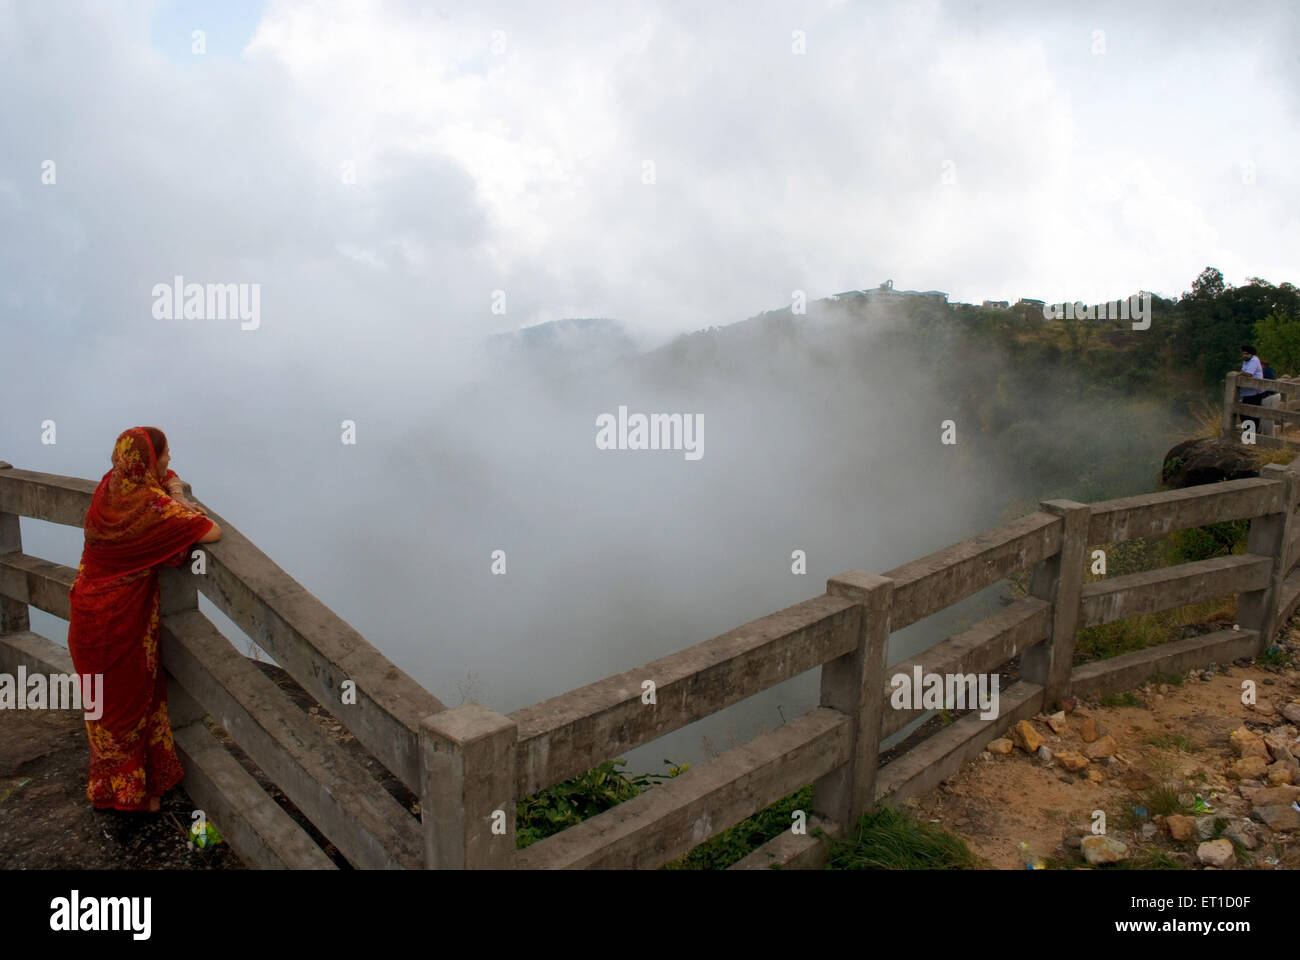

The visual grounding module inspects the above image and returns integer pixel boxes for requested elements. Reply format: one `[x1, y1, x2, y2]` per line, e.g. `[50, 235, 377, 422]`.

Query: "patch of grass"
[662, 785, 813, 870]
[1041, 841, 1183, 871]
[1116, 780, 1197, 829]
[1254, 446, 1300, 467]
[1146, 733, 1199, 753]
[1142, 782, 1197, 818]
[1115, 846, 1187, 870]
[1039, 852, 1075, 870]
[1076, 597, 1236, 663]
[825, 805, 987, 870]
[1101, 691, 1143, 708]
[1150, 670, 1186, 687]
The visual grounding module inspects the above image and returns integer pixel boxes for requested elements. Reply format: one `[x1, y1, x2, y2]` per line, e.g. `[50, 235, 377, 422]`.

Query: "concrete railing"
[0, 462, 442, 869]
[425, 463, 1300, 870]
[1223, 371, 1300, 449]
[4, 415, 1300, 869]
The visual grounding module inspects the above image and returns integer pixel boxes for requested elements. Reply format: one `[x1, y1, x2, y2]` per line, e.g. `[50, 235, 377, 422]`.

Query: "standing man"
[1239, 344, 1265, 434]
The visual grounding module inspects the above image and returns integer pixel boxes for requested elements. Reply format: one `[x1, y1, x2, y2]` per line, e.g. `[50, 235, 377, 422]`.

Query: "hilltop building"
[831, 280, 948, 305]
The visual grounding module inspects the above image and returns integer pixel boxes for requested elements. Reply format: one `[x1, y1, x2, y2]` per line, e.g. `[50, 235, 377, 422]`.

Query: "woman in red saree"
[67, 427, 222, 812]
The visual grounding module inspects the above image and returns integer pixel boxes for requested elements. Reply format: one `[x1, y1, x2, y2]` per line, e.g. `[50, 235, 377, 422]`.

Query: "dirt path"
[913, 631, 1300, 870]
[0, 703, 242, 869]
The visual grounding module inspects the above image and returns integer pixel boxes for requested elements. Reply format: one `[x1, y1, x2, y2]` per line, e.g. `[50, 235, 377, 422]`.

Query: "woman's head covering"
[78, 427, 212, 579]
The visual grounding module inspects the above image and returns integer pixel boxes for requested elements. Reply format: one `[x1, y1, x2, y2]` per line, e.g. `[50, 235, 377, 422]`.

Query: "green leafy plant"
[1167, 520, 1249, 565]
[516, 759, 686, 849]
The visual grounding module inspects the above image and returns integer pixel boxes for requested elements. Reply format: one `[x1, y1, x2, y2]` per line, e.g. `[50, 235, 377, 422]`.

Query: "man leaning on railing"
[1238, 344, 1265, 433]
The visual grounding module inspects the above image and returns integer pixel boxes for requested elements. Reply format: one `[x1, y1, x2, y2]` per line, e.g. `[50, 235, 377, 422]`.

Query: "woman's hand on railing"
[165, 482, 207, 516]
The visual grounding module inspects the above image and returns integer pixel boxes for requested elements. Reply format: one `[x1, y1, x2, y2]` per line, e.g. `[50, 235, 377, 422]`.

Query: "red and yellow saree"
[67, 427, 213, 811]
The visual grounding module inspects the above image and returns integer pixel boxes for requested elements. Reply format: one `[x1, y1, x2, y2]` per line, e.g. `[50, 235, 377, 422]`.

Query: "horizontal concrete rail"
[515, 707, 852, 870]
[0, 552, 73, 619]
[1087, 478, 1285, 545]
[1071, 628, 1261, 700]
[0, 466, 442, 794]
[1241, 435, 1300, 452]
[880, 511, 1062, 630]
[0, 467, 96, 525]
[189, 512, 443, 793]
[509, 594, 860, 797]
[162, 609, 423, 870]
[0, 628, 75, 676]
[1078, 553, 1271, 628]
[728, 815, 841, 870]
[1230, 401, 1300, 425]
[880, 596, 1050, 739]
[173, 721, 339, 870]
[1236, 375, 1300, 394]
[875, 679, 1044, 807]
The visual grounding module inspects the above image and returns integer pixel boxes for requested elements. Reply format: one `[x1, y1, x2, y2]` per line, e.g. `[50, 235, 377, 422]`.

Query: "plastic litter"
[0, 778, 31, 804]
[1018, 841, 1046, 870]
[188, 820, 223, 851]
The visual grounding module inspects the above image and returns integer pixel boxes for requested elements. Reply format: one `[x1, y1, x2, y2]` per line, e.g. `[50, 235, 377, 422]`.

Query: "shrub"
[516, 759, 686, 848]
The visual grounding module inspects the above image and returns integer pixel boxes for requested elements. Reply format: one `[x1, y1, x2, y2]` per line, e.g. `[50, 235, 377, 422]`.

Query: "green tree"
[1252, 311, 1300, 378]
[1172, 269, 1300, 386]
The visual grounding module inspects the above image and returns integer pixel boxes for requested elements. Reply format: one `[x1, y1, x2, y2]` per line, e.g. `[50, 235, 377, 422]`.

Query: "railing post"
[814, 571, 893, 835]
[420, 703, 517, 869]
[160, 479, 202, 618]
[1021, 500, 1089, 709]
[1222, 371, 1240, 439]
[1237, 464, 1298, 651]
[159, 563, 201, 617]
[0, 462, 30, 635]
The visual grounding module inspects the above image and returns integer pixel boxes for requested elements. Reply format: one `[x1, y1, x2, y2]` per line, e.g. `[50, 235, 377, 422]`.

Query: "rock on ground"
[1197, 839, 1235, 868]
[1082, 835, 1128, 865]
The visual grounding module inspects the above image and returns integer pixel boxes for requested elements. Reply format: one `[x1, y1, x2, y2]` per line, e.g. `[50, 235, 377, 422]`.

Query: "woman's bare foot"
[147, 796, 161, 812]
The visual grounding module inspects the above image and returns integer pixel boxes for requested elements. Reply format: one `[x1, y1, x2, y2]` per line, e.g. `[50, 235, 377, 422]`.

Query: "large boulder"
[1161, 437, 1259, 489]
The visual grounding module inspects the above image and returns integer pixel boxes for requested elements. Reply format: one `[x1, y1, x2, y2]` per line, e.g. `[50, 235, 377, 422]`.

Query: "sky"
[2, 0, 1298, 769]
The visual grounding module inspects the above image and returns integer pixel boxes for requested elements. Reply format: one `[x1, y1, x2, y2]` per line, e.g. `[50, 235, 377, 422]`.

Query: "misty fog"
[4, 1, 1296, 774]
